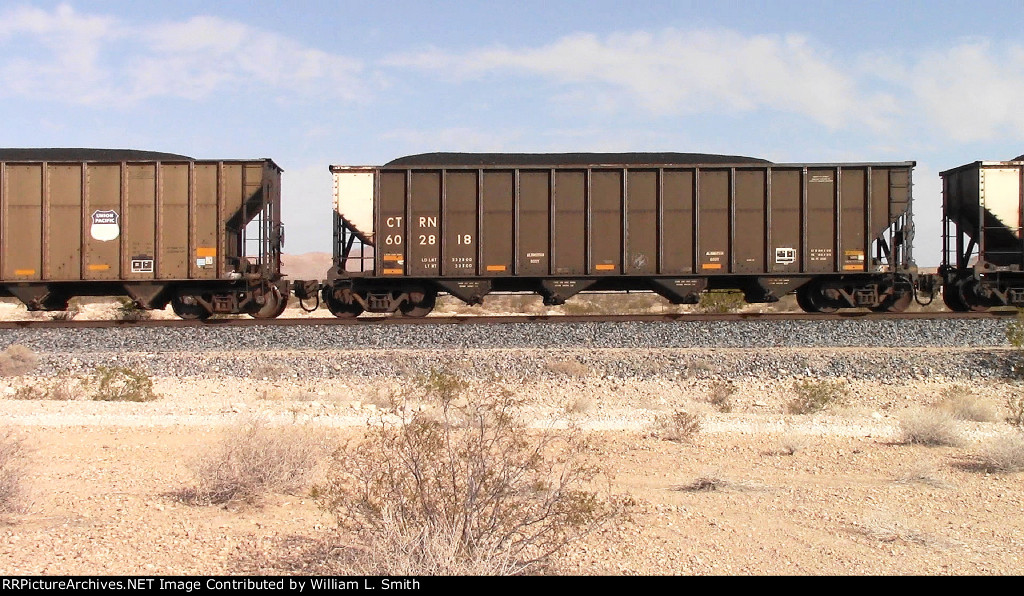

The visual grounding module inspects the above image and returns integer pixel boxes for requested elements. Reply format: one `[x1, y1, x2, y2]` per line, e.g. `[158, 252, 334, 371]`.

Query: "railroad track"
[0, 309, 1013, 329]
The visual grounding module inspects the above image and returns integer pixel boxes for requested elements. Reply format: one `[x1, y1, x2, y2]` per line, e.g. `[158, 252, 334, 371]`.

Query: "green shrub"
[785, 379, 846, 415]
[115, 297, 149, 321]
[90, 366, 158, 402]
[698, 291, 746, 314]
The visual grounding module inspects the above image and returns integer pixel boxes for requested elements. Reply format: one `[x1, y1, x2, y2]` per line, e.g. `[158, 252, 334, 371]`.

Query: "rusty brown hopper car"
[940, 158, 1024, 310]
[0, 149, 287, 319]
[317, 153, 919, 316]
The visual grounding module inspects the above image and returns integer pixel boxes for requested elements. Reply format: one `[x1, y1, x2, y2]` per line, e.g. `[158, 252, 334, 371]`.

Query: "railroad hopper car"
[941, 157, 1024, 311]
[312, 153, 921, 316]
[0, 149, 287, 319]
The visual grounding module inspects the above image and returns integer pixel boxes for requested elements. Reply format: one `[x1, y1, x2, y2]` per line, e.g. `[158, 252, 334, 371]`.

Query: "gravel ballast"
[0, 317, 1013, 353]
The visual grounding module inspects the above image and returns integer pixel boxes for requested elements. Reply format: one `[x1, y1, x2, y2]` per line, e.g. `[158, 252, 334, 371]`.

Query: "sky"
[3, 1, 1024, 266]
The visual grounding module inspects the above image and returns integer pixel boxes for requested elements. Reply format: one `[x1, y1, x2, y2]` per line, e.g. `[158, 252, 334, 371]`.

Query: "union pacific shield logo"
[90, 210, 120, 242]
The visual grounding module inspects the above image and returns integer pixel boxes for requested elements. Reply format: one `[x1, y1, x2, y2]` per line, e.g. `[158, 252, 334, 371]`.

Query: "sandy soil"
[0, 367, 1022, 576]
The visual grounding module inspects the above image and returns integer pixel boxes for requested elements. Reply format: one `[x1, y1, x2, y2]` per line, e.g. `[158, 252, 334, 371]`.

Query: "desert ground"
[0, 260, 1021, 576]
[0, 342, 1022, 575]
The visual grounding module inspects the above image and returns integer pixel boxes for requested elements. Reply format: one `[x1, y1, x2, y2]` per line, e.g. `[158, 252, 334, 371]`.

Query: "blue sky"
[3, 1, 1024, 265]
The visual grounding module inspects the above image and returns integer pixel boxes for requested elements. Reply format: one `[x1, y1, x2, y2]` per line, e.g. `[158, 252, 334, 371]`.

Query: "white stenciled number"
[418, 234, 436, 246]
[457, 234, 473, 245]
[385, 234, 403, 245]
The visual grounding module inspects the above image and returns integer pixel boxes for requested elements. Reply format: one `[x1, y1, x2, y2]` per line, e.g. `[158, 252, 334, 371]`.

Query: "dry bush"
[976, 433, 1024, 473]
[0, 429, 27, 513]
[652, 409, 702, 443]
[564, 395, 596, 416]
[559, 298, 600, 315]
[0, 345, 39, 377]
[252, 361, 290, 381]
[855, 511, 931, 545]
[785, 379, 846, 415]
[544, 358, 591, 378]
[775, 432, 810, 455]
[898, 407, 963, 447]
[49, 305, 80, 321]
[675, 473, 760, 493]
[678, 475, 727, 492]
[1006, 394, 1024, 430]
[183, 419, 330, 505]
[320, 371, 622, 575]
[894, 462, 949, 488]
[706, 381, 735, 413]
[938, 385, 999, 422]
[90, 366, 158, 402]
[9, 376, 82, 401]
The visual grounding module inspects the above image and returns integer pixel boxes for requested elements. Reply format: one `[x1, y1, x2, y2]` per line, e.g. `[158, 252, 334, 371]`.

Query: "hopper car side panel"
[0, 156, 287, 318]
[325, 157, 919, 316]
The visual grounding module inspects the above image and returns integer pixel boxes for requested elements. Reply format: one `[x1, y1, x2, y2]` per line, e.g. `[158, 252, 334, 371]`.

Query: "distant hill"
[281, 252, 332, 281]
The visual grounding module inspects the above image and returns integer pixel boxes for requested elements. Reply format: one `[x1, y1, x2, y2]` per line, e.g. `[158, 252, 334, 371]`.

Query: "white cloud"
[903, 41, 1024, 142]
[387, 29, 899, 132]
[0, 4, 364, 104]
[388, 29, 1024, 145]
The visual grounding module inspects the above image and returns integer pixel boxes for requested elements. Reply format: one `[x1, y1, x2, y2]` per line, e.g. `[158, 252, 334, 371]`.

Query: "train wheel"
[250, 286, 288, 319]
[956, 279, 992, 312]
[942, 284, 969, 312]
[870, 278, 914, 313]
[322, 287, 364, 318]
[796, 282, 838, 313]
[870, 290, 913, 313]
[171, 296, 211, 320]
[399, 291, 436, 318]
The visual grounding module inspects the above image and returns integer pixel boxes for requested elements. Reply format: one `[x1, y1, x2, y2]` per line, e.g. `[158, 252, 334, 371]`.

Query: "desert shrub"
[252, 361, 290, 381]
[938, 385, 999, 422]
[652, 409, 702, 443]
[0, 345, 39, 377]
[50, 305, 80, 321]
[9, 375, 82, 401]
[184, 419, 329, 505]
[115, 297, 149, 321]
[977, 433, 1024, 473]
[544, 358, 591, 378]
[564, 395, 596, 415]
[90, 366, 158, 402]
[1007, 394, 1024, 430]
[776, 432, 810, 456]
[898, 407, 962, 447]
[785, 379, 846, 415]
[0, 429, 27, 513]
[706, 381, 735, 413]
[320, 372, 620, 575]
[697, 291, 746, 314]
[559, 299, 600, 315]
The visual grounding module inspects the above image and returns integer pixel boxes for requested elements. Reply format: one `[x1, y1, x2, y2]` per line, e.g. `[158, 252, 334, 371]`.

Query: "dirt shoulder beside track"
[1, 355, 1023, 576]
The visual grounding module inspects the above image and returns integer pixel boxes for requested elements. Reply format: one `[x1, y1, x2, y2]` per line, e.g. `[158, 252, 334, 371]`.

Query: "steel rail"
[0, 309, 1013, 330]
